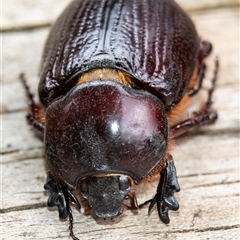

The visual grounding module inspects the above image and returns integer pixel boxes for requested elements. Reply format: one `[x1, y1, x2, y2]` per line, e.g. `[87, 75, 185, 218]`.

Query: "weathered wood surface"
[1, 1, 239, 239]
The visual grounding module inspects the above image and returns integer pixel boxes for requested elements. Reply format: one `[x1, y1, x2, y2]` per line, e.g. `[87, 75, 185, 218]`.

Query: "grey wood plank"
[2, 0, 72, 31]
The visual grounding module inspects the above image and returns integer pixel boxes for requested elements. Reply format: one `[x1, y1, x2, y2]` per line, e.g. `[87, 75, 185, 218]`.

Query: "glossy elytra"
[21, 0, 218, 239]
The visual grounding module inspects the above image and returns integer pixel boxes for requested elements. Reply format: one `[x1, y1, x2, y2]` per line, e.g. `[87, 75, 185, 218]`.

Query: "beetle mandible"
[21, 0, 218, 239]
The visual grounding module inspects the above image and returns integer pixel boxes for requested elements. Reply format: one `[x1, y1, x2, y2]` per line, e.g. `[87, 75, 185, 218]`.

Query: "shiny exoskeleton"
[21, 0, 218, 239]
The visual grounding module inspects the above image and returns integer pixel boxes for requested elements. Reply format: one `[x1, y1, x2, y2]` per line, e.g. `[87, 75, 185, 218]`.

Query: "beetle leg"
[124, 194, 138, 211]
[188, 40, 212, 96]
[129, 191, 138, 210]
[67, 189, 81, 210]
[68, 205, 80, 240]
[44, 172, 69, 219]
[188, 62, 206, 96]
[20, 73, 44, 132]
[148, 155, 180, 224]
[172, 58, 219, 138]
[44, 172, 81, 239]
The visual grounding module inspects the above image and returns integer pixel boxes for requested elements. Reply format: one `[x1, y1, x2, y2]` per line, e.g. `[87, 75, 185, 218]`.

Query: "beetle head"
[79, 175, 131, 218]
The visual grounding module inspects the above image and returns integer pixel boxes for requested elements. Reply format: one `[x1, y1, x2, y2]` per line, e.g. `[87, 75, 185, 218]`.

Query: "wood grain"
[1, 1, 239, 239]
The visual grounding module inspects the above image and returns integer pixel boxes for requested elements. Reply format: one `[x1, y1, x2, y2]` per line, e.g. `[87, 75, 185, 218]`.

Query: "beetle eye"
[119, 176, 131, 191]
[80, 179, 88, 194]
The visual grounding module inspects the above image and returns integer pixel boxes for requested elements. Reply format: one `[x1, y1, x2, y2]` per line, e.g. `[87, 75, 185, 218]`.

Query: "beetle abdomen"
[39, 0, 199, 109]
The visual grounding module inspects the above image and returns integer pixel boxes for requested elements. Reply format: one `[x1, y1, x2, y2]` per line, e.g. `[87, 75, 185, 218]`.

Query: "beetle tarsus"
[148, 155, 180, 224]
[20, 73, 35, 113]
[68, 205, 80, 240]
[20, 73, 45, 133]
[205, 57, 219, 110]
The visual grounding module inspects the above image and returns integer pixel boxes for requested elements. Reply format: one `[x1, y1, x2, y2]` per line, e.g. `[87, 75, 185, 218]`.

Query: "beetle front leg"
[148, 155, 180, 224]
[44, 172, 69, 219]
[44, 172, 81, 240]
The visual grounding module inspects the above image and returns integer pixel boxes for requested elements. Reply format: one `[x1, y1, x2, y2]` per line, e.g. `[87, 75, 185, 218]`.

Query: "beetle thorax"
[45, 80, 168, 189]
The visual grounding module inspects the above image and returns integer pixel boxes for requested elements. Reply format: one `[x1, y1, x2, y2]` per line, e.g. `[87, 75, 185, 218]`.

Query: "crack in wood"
[189, 128, 240, 136]
[0, 202, 47, 214]
[66, 223, 240, 236]
[1, 23, 51, 33]
[190, 180, 240, 189]
[1, 108, 31, 114]
[140, 224, 240, 235]
[178, 169, 237, 178]
[2, 147, 44, 165]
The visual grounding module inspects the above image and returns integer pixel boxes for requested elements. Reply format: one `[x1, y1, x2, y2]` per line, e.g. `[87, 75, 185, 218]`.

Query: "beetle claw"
[149, 155, 180, 224]
[44, 172, 69, 219]
[157, 200, 170, 224]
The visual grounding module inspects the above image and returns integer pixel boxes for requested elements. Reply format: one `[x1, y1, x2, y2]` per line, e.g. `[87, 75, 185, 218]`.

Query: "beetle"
[21, 0, 218, 239]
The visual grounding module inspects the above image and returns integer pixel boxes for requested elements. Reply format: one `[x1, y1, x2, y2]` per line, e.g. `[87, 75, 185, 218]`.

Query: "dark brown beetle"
[21, 0, 218, 239]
